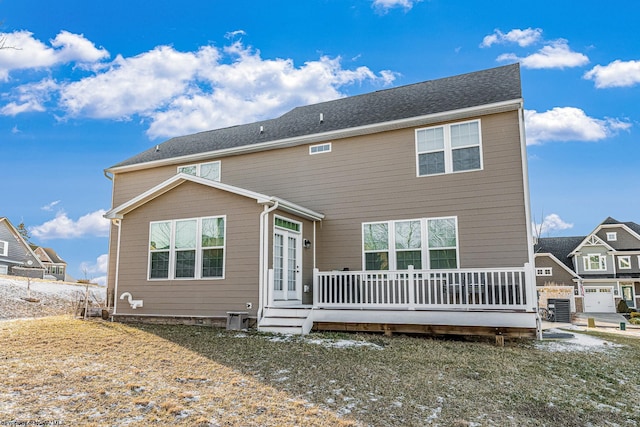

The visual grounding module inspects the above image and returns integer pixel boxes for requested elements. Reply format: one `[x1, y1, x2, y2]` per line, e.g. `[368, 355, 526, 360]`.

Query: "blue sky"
[1, 0, 638, 284]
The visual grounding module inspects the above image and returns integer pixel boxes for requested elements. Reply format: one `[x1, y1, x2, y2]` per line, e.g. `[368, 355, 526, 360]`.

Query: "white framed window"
[606, 232, 617, 241]
[583, 254, 606, 271]
[0, 240, 7, 257]
[148, 216, 225, 280]
[362, 217, 458, 271]
[309, 143, 331, 155]
[416, 120, 482, 176]
[536, 267, 553, 276]
[618, 256, 631, 270]
[177, 160, 221, 182]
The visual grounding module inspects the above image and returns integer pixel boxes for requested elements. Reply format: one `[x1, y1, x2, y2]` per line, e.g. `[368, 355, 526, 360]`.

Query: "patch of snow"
[537, 328, 623, 352]
[305, 338, 383, 349]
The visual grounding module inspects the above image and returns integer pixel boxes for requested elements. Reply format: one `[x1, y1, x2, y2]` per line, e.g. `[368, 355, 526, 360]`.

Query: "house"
[31, 245, 67, 281]
[0, 217, 45, 278]
[104, 63, 539, 338]
[535, 217, 640, 314]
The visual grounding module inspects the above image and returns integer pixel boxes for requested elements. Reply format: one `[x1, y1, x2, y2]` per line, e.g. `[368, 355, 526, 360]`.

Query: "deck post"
[312, 268, 319, 307]
[407, 265, 416, 310]
[267, 268, 274, 307]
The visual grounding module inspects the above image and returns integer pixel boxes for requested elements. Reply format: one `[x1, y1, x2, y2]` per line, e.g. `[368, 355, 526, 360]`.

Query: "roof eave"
[106, 98, 523, 174]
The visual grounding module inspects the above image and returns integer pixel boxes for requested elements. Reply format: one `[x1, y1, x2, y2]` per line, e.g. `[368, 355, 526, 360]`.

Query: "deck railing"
[313, 265, 535, 311]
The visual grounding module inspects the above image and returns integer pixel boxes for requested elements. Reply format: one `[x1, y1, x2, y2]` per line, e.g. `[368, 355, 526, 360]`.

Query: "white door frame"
[272, 216, 303, 305]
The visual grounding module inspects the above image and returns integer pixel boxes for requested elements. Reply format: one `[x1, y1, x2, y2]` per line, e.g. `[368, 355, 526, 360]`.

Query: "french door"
[273, 218, 302, 303]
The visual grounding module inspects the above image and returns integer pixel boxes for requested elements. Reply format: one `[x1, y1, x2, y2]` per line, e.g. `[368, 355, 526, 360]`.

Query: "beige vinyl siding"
[221, 111, 528, 269]
[109, 110, 529, 304]
[115, 182, 262, 317]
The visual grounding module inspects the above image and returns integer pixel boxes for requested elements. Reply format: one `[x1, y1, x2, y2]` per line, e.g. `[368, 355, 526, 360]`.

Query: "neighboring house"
[31, 245, 67, 281]
[104, 64, 538, 337]
[535, 217, 640, 313]
[0, 217, 45, 278]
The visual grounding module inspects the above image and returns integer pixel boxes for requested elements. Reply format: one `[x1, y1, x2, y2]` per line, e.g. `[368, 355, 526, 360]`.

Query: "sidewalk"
[542, 312, 640, 338]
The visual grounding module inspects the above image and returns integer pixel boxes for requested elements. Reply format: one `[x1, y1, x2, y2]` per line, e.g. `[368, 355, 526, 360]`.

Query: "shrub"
[629, 318, 640, 325]
[617, 299, 631, 314]
[631, 312, 640, 319]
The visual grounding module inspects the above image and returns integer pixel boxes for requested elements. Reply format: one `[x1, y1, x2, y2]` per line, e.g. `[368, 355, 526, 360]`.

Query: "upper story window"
[536, 267, 553, 276]
[309, 143, 331, 155]
[416, 120, 482, 177]
[618, 256, 631, 270]
[0, 240, 7, 257]
[362, 217, 458, 271]
[606, 232, 617, 241]
[583, 254, 606, 271]
[149, 216, 225, 280]
[177, 161, 221, 182]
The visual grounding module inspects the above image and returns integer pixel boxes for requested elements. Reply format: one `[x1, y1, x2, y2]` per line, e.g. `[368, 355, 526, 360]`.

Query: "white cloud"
[80, 254, 108, 286]
[59, 45, 218, 119]
[533, 214, 573, 238]
[0, 30, 108, 81]
[57, 40, 395, 139]
[524, 107, 631, 145]
[41, 200, 61, 211]
[2, 34, 395, 138]
[498, 40, 588, 69]
[372, 0, 421, 12]
[584, 59, 640, 88]
[0, 78, 58, 116]
[481, 28, 543, 48]
[30, 209, 110, 240]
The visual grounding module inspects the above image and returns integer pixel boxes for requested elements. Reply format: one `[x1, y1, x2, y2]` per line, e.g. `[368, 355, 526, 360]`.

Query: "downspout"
[111, 218, 122, 316]
[518, 103, 541, 339]
[258, 201, 279, 323]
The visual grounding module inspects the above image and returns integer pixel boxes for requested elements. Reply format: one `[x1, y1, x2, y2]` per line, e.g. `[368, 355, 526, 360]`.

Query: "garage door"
[584, 287, 615, 312]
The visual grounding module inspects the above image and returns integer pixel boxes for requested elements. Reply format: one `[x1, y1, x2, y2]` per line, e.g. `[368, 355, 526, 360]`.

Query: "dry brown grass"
[0, 316, 356, 426]
[2, 316, 640, 426]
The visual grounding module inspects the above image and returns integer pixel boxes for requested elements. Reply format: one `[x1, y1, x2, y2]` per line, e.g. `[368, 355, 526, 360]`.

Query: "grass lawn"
[1, 317, 639, 426]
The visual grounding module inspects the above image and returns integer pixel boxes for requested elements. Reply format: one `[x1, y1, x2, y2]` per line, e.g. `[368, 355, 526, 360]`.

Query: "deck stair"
[258, 307, 313, 335]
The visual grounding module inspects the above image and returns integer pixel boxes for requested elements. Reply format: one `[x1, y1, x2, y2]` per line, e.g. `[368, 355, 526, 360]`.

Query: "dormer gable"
[570, 234, 614, 256]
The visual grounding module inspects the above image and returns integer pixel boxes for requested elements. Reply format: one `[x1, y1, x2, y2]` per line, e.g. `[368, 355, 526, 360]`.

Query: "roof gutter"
[106, 98, 523, 174]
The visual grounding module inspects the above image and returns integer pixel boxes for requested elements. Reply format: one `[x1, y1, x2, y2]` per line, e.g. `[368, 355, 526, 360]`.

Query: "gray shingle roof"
[535, 236, 584, 271]
[110, 63, 521, 169]
[601, 216, 640, 236]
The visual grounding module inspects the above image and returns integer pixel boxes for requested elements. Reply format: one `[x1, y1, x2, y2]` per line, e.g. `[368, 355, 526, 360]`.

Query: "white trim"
[606, 232, 617, 241]
[582, 253, 607, 271]
[105, 99, 522, 174]
[177, 160, 221, 181]
[535, 267, 553, 276]
[103, 173, 324, 222]
[415, 119, 483, 177]
[361, 216, 459, 271]
[0, 240, 7, 257]
[309, 143, 331, 155]
[147, 215, 227, 281]
[618, 255, 631, 270]
[272, 215, 303, 303]
[534, 253, 581, 279]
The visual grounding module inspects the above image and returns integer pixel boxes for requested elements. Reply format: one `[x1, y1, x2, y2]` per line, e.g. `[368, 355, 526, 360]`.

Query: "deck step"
[259, 307, 313, 335]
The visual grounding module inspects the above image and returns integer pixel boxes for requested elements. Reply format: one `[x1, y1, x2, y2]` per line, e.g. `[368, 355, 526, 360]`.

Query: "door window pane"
[366, 252, 388, 270]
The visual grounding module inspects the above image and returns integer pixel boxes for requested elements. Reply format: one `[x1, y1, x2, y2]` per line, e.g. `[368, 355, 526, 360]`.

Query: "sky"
[1, 0, 638, 284]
